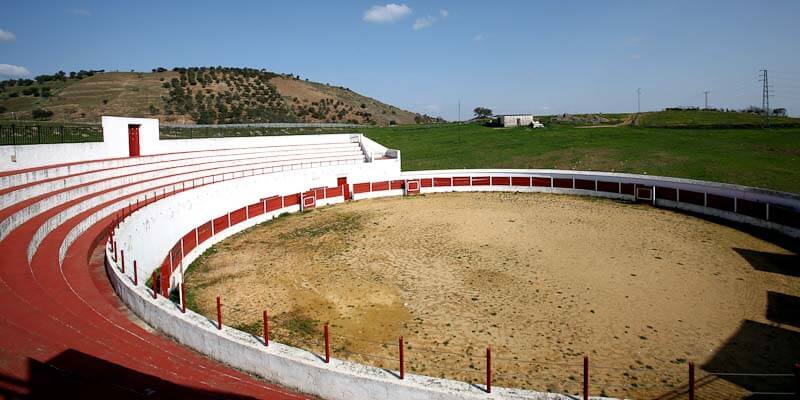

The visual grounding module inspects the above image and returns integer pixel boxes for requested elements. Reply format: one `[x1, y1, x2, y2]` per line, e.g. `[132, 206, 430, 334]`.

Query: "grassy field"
[361, 123, 800, 194]
[638, 110, 800, 128]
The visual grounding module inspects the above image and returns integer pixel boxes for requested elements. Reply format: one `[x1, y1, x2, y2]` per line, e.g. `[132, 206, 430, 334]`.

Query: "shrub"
[32, 108, 54, 119]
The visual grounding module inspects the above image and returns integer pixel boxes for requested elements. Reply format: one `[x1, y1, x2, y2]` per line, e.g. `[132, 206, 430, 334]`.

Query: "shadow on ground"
[0, 349, 259, 400]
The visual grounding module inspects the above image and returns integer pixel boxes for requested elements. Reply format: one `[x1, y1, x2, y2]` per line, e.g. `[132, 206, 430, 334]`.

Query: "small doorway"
[337, 177, 350, 200]
[128, 124, 141, 157]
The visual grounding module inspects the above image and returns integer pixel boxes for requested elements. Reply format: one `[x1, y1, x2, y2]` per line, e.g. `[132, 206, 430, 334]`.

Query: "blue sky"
[2, 1, 800, 119]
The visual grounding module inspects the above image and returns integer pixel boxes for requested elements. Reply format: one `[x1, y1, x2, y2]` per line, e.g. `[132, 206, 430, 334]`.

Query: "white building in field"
[495, 114, 544, 128]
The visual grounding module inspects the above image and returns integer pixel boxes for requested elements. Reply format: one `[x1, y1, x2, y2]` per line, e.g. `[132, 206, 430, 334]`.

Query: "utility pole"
[636, 88, 642, 113]
[703, 91, 710, 110]
[759, 69, 772, 128]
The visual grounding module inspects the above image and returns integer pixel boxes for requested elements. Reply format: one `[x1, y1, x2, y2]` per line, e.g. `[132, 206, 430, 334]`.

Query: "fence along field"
[182, 192, 800, 399]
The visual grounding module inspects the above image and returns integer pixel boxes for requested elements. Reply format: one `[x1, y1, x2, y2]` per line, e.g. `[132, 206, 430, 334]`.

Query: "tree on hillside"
[473, 107, 493, 119]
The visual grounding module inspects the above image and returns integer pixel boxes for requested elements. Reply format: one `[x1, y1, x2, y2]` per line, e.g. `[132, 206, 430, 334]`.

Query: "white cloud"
[413, 16, 435, 30]
[363, 4, 411, 23]
[413, 10, 448, 30]
[0, 29, 16, 42]
[473, 34, 484, 41]
[0, 64, 31, 78]
[66, 8, 91, 16]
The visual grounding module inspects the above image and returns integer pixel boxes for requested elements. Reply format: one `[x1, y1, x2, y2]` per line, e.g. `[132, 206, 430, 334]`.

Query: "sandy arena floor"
[184, 192, 800, 399]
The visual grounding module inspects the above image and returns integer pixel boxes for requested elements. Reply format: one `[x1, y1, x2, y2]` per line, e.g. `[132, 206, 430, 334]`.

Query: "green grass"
[360, 123, 800, 194]
[638, 110, 800, 128]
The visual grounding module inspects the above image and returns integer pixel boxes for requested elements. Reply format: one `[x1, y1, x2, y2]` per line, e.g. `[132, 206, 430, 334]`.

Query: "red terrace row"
[352, 175, 800, 230]
[149, 185, 346, 296]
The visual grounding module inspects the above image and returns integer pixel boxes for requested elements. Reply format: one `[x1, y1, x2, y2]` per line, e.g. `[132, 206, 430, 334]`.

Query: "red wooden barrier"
[583, 355, 589, 400]
[265, 196, 282, 212]
[471, 176, 490, 186]
[452, 177, 470, 186]
[324, 323, 330, 363]
[247, 201, 265, 218]
[120, 250, 125, 273]
[264, 310, 269, 346]
[216, 296, 222, 330]
[133, 261, 138, 286]
[490, 176, 510, 186]
[230, 207, 247, 225]
[511, 176, 530, 186]
[353, 183, 371, 194]
[197, 221, 212, 244]
[689, 361, 695, 400]
[182, 230, 197, 255]
[486, 344, 492, 393]
[399, 336, 405, 379]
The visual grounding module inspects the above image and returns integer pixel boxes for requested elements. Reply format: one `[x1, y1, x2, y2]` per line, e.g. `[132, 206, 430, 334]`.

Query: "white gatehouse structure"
[1, 116, 799, 399]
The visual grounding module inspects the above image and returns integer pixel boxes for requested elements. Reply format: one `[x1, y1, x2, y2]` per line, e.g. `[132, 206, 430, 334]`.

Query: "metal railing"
[0, 124, 104, 146]
[160, 123, 363, 140]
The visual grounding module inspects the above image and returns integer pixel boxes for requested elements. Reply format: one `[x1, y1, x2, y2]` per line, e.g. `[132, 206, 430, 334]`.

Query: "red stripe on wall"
[472, 176, 490, 186]
[247, 201, 265, 218]
[491, 176, 510, 186]
[620, 183, 635, 195]
[532, 177, 551, 187]
[596, 181, 619, 193]
[213, 215, 229, 233]
[372, 181, 390, 191]
[353, 183, 371, 193]
[452, 177, 470, 186]
[283, 193, 300, 206]
[553, 178, 573, 188]
[511, 177, 531, 186]
[182, 230, 197, 255]
[197, 221, 212, 244]
[433, 177, 452, 187]
[575, 179, 595, 190]
[420, 178, 433, 188]
[391, 180, 404, 190]
[327, 186, 342, 198]
[655, 187, 678, 201]
[230, 207, 247, 226]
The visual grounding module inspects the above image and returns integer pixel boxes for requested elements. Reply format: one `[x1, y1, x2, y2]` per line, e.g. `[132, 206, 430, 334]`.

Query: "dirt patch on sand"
[185, 193, 799, 398]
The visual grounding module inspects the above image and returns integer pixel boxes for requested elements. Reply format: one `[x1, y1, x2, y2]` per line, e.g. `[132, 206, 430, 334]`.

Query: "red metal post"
[113, 241, 118, 262]
[133, 261, 138, 286]
[216, 296, 222, 330]
[120, 250, 125, 273]
[583, 355, 589, 400]
[264, 310, 269, 346]
[324, 323, 330, 363]
[152, 272, 158, 299]
[180, 283, 186, 313]
[399, 336, 405, 379]
[689, 361, 695, 400]
[486, 344, 492, 393]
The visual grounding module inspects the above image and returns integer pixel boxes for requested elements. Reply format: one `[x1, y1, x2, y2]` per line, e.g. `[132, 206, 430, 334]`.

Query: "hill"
[0, 67, 443, 125]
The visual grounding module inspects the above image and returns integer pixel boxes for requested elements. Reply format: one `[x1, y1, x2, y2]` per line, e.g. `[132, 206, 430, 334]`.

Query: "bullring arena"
[0, 116, 798, 399]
